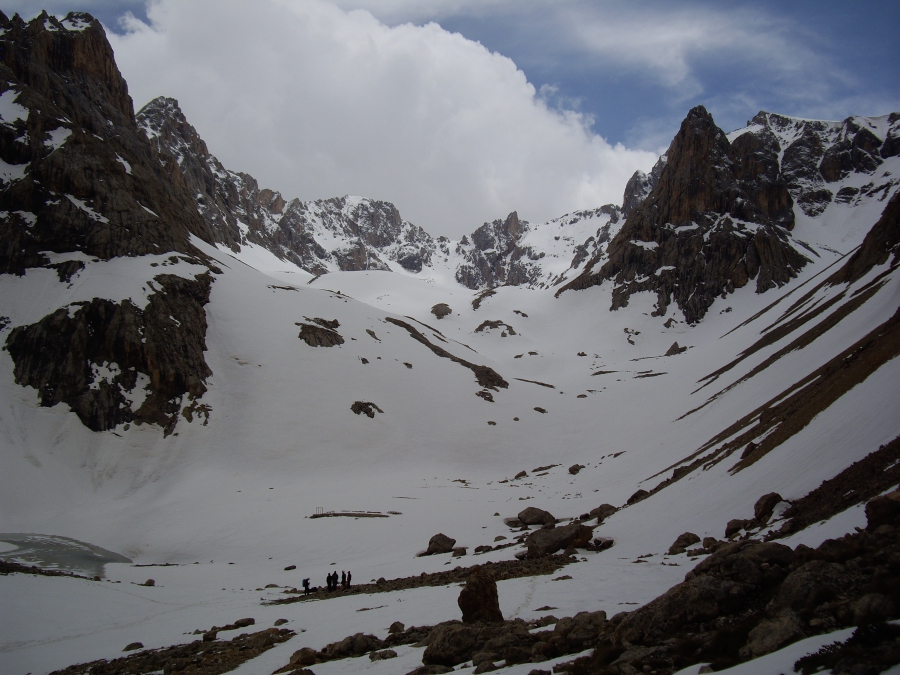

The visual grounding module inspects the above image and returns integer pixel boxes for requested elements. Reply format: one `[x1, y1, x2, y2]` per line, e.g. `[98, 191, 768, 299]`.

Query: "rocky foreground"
[30, 491, 899, 675]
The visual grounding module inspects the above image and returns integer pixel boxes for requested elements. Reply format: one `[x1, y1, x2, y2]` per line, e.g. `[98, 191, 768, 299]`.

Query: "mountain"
[2, 11, 900, 675]
[137, 96, 626, 289]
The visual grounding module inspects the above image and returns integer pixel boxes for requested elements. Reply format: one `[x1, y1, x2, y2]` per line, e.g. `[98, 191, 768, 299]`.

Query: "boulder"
[351, 401, 384, 418]
[526, 523, 594, 558]
[431, 303, 452, 320]
[289, 647, 318, 667]
[590, 504, 617, 523]
[593, 537, 614, 552]
[407, 665, 454, 675]
[740, 612, 805, 659]
[668, 532, 701, 555]
[388, 621, 405, 634]
[568, 464, 584, 475]
[754, 492, 784, 524]
[370, 649, 398, 661]
[458, 567, 503, 623]
[725, 518, 752, 538]
[422, 624, 480, 666]
[123, 642, 143, 651]
[852, 593, 896, 624]
[517, 507, 556, 526]
[426, 533, 457, 555]
[514, 470, 528, 479]
[452, 547, 467, 557]
[768, 560, 844, 613]
[865, 491, 900, 530]
[627, 489, 649, 505]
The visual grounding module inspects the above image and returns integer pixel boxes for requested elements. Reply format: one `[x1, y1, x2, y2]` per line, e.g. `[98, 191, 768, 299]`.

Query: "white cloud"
[108, 0, 657, 237]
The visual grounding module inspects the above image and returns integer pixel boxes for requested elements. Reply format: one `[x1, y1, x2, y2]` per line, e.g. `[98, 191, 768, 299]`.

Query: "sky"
[5, 0, 899, 238]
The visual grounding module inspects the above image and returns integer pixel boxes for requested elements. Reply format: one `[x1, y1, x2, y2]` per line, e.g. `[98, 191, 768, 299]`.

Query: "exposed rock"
[452, 547, 467, 557]
[476, 390, 494, 402]
[350, 401, 383, 418]
[56, 626, 295, 675]
[431, 303, 452, 319]
[626, 489, 649, 505]
[385, 317, 508, 390]
[123, 642, 143, 651]
[142, 579, 155, 587]
[559, 106, 807, 323]
[474, 320, 516, 335]
[274, 619, 288, 626]
[725, 518, 753, 538]
[740, 611, 805, 659]
[665, 341, 687, 356]
[865, 491, 900, 530]
[568, 464, 584, 475]
[298, 323, 344, 347]
[514, 471, 528, 479]
[590, 504, 617, 523]
[526, 523, 593, 558]
[458, 567, 503, 623]
[7, 273, 213, 435]
[389, 621, 405, 634]
[754, 492, 784, 524]
[668, 532, 701, 555]
[369, 649, 397, 661]
[517, 507, 556, 526]
[425, 533, 456, 555]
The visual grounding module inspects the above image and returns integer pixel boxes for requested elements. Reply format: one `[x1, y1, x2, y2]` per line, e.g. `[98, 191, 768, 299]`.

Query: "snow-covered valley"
[1, 10, 900, 675]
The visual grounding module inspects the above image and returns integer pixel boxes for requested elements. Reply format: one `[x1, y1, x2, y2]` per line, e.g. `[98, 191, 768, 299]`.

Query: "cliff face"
[552, 109, 779, 321]
[0, 12, 216, 434]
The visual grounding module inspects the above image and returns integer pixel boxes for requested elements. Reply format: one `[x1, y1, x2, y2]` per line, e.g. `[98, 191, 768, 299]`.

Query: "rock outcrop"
[558, 106, 808, 323]
[0, 12, 217, 434]
[458, 567, 503, 623]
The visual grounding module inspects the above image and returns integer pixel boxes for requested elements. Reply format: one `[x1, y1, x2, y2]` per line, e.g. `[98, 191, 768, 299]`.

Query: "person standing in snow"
[302, 578, 310, 595]
[326, 572, 332, 591]
[347, 570, 352, 588]
[341, 570, 346, 588]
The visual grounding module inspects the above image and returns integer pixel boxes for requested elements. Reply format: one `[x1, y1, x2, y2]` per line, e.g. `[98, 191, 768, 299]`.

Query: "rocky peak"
[622, 154, 666, 217]
[1, 11, 133, 124]
[1, 14, 217, 434]
[558, 105, 806, 323]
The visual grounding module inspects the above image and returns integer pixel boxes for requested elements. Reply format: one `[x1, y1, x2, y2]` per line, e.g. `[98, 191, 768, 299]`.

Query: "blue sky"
[5, 1, 899, 236]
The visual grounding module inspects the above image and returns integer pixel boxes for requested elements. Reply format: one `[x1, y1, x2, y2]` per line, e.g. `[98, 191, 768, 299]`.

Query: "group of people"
[297, 569, 352, 595]
[326, 569, 351, 591]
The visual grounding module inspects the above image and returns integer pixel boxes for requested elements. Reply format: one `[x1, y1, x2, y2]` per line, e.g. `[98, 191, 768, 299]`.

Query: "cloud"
[106, 0, 656, 238]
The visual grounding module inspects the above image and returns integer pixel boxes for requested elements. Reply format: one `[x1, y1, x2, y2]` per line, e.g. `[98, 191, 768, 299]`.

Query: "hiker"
[347, 570, 352, 588]
[326, 572, 332, 591]
[341, 571, 346, 588]
[302, 578, 310, 596]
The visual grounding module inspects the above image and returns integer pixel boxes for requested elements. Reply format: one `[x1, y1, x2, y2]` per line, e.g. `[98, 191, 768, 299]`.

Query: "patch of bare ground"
[474, 319, 516, 335]
[265, 555, 572, 606]
[384, 317, 508, 390]
[49, 627, 295, 675]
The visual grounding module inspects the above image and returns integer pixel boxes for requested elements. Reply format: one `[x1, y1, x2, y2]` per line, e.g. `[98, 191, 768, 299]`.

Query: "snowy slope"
[2, 13, 900, 675]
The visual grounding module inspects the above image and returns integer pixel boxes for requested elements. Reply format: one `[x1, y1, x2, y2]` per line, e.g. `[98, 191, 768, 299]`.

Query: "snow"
[115, 154, 132, 174]
[0, 89, 28, 125]
[630, 239, 659, 250]
[65, 194, 109, 224]
[2, 164, 900, 674]
[45, 127, 71, 152]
